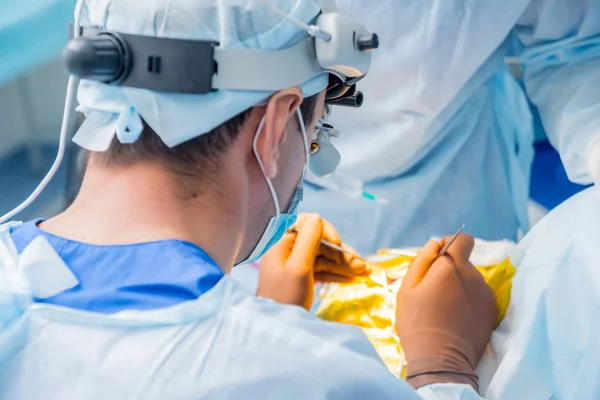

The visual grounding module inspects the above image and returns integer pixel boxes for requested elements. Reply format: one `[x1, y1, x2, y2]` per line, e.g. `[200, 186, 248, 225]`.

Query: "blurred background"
[0, 0, 588, 227]
[0, 0, 80, 220]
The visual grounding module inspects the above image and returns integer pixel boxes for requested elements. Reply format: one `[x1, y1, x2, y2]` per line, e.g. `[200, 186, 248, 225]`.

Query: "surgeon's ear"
[256, 88, 303, 179]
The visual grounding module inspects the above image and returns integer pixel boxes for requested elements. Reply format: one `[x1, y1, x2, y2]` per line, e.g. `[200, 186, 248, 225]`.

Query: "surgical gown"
[481, 186, 600, 399]
[301, 0, 600, 254]
[0, 221, 483, 399]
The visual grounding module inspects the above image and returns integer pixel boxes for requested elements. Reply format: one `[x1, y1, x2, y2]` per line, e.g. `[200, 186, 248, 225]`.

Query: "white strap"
[19, 236, 79, 299]
[212, 39, 324, 91]
[0, 223, 79, 303]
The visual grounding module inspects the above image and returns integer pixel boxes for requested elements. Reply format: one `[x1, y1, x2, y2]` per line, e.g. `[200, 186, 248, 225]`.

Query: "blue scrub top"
[9, 220, 224, 314]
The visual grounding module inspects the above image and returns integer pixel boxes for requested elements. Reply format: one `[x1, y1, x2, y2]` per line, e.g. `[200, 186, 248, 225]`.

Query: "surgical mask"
[237, 108, 310, 266]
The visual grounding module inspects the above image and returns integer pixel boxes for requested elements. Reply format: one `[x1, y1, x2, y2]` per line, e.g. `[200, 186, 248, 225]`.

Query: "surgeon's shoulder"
[519, 186, 600, 254]
[220, 277, 413, 399]
[224, 276, 377, 357]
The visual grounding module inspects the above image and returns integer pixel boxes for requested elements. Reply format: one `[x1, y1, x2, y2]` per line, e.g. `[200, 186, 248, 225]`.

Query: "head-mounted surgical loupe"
[309, 105, 341, 177]
[63, 2, 378, 108]
[1, 1, 379, 224]
[61, 1, 377, 175]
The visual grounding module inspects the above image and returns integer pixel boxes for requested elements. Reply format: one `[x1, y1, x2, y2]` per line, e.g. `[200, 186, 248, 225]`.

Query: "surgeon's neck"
[41, 160, 244, 273]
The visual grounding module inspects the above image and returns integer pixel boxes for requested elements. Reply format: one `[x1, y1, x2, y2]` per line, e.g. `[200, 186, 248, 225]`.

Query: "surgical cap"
[73, 0, 329, 151]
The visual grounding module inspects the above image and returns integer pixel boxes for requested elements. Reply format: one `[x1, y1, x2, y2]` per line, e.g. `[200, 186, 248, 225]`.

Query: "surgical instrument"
[437, 224, 465, 258]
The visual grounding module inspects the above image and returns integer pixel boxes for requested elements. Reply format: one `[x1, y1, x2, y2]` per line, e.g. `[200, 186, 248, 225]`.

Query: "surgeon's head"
[71, 0, 329, 269]
[85, 87, 325, 268]
[238, 89, 326, 265]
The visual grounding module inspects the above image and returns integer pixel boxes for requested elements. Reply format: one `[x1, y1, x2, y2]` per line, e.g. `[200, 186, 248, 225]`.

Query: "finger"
[402, 240, 441, 289]
[341, 244, 367, 274]
[321, 219, 343, 264]
[322, 219, 342, 245]
[317, 244, 367, 274]
[444, 234, 475, 265]
[261, 230, 295, 265]
[286, 213, 323, 272]
[315, 272, 355, 284]
[440, 236, 451, 246]
[290, 213, 309, 232]
[318, 243, 344, 265]
[314, 256, 361, 279]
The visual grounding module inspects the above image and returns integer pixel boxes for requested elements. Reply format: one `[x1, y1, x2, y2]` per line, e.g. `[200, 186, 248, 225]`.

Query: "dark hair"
[90, 94, 320, 179]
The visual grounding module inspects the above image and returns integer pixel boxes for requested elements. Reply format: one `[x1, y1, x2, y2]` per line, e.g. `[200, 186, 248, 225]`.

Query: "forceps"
[436, 224, 465, 258]
[289, 224, 465, 263]
[287, 227, 369, 263]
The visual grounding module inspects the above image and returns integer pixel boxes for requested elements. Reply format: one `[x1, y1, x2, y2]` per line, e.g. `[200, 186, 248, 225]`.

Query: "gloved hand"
[257, 213, 366, 310]
[395, 235, 498, 392]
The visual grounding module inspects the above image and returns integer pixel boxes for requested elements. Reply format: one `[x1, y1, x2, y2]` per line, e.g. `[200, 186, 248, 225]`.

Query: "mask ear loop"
[296, 107, 310, 168]
[251, 107, 312, 218]
[252, 116, 282, 216]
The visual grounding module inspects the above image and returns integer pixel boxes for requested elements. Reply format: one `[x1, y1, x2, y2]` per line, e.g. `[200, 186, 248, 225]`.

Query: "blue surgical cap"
[73, 0, 329, 151]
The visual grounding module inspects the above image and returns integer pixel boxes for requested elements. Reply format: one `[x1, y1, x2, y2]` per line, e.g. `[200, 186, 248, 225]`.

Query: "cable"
[0, 0, 85, 224]
[260, 0, 331, 41]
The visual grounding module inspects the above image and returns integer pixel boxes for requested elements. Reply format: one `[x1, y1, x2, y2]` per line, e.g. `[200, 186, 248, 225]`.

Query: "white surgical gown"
[0, 225, 482, 400]
[4, 181, 596, 399]
[301, 0, 600, 254]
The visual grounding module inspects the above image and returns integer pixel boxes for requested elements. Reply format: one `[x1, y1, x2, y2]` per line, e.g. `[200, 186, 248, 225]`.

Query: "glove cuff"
[406, 370, 478, 391]
[403, 332, 479, 391]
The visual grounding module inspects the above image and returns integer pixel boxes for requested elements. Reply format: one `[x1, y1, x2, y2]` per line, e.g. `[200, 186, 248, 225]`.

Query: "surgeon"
[0, 0, 499, 398]
[482, 184, 600, 399]
[300, 0, 600, 254]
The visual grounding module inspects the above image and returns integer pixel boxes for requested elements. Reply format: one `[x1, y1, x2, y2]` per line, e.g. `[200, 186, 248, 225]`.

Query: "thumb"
[444, 234, 475, 265]
[286, 213, 323, 272]
[402, 240, 441, 288]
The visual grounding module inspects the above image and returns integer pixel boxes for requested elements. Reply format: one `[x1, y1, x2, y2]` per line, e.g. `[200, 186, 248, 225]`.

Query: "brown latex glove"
[395, 235, 498, 392]
[257, 213, 367, 310]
